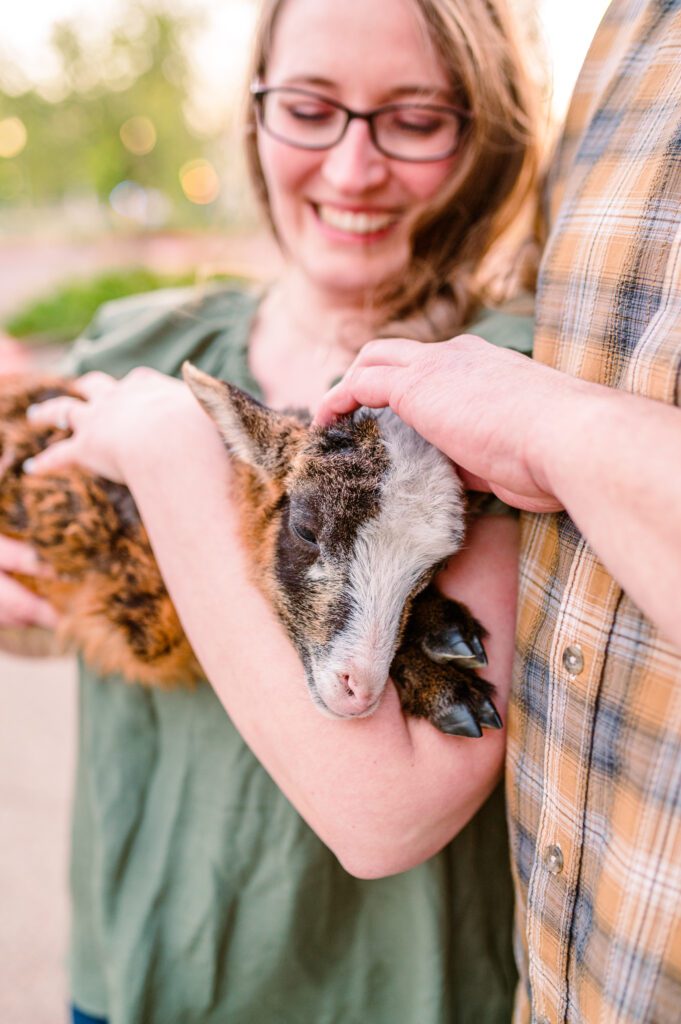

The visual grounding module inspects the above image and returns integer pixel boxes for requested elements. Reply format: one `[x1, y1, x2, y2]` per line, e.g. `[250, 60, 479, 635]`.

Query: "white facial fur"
[308, 409, 466, 717]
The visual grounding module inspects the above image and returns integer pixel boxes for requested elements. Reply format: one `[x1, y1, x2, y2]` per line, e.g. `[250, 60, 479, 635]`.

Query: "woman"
[8, 0, 540, 1021]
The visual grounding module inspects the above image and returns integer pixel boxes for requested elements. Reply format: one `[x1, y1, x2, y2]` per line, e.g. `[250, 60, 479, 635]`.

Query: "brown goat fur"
[0, 369, 501, 737]
[0, 375, 201, 686]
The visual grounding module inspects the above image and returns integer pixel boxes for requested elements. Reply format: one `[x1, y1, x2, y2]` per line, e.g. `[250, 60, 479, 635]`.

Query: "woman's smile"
[256, 0, 457, 300]
[312, 202, 401, 242]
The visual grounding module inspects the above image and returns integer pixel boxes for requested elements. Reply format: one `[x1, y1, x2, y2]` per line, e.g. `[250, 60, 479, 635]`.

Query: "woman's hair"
[244, 0, 543, 338]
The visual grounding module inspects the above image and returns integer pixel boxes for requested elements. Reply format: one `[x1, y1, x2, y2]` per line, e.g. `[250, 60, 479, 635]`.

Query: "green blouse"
[66, 284, 533, 1024]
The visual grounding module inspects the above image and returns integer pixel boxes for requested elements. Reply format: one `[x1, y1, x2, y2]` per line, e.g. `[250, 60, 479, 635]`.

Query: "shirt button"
[543, 844, 564, 876]
[563, 644, 584, 675]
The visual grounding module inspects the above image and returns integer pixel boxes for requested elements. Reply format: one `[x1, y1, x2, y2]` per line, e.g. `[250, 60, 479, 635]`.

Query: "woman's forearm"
[122, 409, 515, 877]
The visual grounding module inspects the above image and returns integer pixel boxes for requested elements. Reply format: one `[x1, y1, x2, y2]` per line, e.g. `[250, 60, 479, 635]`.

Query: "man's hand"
[315, 335, 571, 512]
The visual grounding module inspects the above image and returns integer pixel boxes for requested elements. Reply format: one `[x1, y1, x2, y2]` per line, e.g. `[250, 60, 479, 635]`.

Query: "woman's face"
[257, 0, 458, 302]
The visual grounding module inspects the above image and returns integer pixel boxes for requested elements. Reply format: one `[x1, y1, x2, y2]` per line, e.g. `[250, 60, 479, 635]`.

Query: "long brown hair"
[244, 0, 542, 338]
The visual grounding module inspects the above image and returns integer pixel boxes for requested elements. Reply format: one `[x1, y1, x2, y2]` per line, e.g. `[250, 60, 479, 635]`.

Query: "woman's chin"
[299, 251, 408, 304]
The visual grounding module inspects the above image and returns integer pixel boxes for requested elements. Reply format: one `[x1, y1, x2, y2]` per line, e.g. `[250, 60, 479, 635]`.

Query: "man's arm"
[316, 335, 681, 647]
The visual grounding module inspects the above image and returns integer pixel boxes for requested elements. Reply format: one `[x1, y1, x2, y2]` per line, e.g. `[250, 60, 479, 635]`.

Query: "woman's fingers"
[74, 371, 116, 399]
[26, 395, 86, 432]
[23, 439, 80, 475]
[0, 570, 59, 629]
[0, 534, 46, 575]
[22, 380, 110, 474]
[24, 371, 114, 434]
[0, 537, 59, 630]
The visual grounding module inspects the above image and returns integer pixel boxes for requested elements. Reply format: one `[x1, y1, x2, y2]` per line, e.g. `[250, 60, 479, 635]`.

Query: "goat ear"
[182, 361, 303, 477]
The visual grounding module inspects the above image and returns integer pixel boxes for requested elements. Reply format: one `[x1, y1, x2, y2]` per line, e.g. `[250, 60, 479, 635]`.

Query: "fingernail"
[23, 457, 36, 474]
[26, 404, 39, 420]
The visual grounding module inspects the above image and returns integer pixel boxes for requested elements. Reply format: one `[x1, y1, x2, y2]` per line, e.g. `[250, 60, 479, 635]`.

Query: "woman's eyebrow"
[278, 75, 455, 104]
[279, 74, 337, 90]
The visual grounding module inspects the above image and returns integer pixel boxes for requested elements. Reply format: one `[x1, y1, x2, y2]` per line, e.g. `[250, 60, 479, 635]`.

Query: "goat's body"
[0, 371, 499, 735]
[0, 376, 201, 685]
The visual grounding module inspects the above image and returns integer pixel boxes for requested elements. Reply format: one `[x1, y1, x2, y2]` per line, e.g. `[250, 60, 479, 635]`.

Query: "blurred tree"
[0, 2, 223, 226]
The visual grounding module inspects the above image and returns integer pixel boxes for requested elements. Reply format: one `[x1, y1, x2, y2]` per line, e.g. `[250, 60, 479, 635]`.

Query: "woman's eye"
[394, 115, 443, 136]
[285, 103, 335, 123]
[292, 522, 318, 546]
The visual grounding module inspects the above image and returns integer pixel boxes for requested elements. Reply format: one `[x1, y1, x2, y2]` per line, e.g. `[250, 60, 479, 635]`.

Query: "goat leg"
[390, 585, 502, 737]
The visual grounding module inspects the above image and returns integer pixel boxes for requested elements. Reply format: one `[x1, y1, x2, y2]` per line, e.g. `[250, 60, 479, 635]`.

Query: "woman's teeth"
[317, 205, 396, 234]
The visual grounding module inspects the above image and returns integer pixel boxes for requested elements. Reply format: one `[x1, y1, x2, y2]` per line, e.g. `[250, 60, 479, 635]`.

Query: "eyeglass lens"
[258, 89, 463, 161]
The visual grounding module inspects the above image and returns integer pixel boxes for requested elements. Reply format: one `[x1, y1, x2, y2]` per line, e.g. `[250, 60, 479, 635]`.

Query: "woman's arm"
[131, 433, 517, 878]
[316, 335, 681, 648]
[26, 372, 517, 878]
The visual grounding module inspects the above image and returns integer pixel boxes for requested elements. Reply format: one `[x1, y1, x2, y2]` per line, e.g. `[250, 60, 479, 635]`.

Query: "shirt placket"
[525, 544, 620, 1023]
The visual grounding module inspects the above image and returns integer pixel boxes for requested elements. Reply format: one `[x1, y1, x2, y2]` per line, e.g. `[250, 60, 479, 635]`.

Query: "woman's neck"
[249, 270, 383, 410]
[266, 269, 381, 356]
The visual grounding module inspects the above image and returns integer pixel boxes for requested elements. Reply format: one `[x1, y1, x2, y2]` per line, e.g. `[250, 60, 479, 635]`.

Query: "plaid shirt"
[509, 1, 681, 1021]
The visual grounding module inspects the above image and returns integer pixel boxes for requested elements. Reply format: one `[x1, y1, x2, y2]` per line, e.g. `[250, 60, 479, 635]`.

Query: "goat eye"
[292, 522, 318, 547]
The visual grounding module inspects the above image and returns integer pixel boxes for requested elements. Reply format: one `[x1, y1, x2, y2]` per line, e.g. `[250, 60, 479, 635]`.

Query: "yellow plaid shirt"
[510, 1, 681, 1021]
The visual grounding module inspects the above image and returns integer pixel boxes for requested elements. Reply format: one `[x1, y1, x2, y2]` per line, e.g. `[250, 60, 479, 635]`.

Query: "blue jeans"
[71, 1007, 108, 1024]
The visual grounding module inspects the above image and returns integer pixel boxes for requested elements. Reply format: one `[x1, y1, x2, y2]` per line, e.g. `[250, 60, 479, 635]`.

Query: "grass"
[5, 267, 203, 344]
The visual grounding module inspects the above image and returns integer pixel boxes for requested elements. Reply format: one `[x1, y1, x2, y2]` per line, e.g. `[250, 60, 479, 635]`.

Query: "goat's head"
[183, 362, 466, 720]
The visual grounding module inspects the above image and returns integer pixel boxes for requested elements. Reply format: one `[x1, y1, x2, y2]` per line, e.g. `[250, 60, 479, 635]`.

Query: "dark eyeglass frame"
[250, 84, 470, 163]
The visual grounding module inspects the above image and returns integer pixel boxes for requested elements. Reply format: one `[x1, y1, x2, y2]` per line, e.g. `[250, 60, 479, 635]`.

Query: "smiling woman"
[245, 0, 537, 335]
[1, 1, 540, 1022]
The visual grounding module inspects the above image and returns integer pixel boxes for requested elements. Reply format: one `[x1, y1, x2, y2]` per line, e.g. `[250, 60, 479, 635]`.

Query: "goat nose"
[338, 672, 376, 714]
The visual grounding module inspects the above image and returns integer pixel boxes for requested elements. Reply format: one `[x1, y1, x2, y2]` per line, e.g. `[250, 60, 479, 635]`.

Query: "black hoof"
[435, 703, 483, 738]
[477, 697, 503, 730]
[421, 627, 488, 668]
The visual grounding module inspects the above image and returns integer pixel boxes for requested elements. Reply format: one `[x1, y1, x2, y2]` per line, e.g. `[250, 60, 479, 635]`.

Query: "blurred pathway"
[0, 229, 281, 319]
[0, 649, 77, 1024]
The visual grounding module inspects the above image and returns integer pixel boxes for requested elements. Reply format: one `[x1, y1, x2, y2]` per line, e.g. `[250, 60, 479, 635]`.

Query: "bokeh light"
[119, 115, 157, 155]
[109, 179, 170, 226]
[179, 158, 220, 205]
[0, 117, 28, 159]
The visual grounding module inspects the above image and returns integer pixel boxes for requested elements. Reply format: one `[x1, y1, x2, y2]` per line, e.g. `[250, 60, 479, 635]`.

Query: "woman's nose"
[321, 119, 389, 193]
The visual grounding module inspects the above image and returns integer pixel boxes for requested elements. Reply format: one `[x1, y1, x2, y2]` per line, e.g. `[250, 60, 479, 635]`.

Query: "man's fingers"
[314, 383, 362, 425]
[314, 366, 404, 425]
[314, 339, 420, 425]
[344, 337, 420, 368]
[457, 470, 493, 493]
[491, 487, 564, 514]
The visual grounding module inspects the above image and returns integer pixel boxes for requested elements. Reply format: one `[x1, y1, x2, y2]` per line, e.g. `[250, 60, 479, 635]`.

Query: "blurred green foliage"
[0, 2, 221, 224]
[5, 268, 197, 342]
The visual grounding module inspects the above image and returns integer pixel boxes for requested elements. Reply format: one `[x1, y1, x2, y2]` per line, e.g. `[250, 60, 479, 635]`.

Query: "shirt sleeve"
[59, 284, 258, 382]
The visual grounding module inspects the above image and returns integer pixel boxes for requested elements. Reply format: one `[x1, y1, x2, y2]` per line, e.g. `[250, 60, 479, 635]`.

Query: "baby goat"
[0, 366, 501, 737]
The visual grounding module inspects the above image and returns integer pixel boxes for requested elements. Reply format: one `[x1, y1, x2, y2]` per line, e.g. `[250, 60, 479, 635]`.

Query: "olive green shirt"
[66, 285, 533, 1024]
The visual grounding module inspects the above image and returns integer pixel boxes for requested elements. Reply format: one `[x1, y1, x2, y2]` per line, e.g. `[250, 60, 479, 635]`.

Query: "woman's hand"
[0, 536, 59, 629]
[0, 335, 32, 375]
[314, 335, 576, 513]
[23, 368, 194, 483]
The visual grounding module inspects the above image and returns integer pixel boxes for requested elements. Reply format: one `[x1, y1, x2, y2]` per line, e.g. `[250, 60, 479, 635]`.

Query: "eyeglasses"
[251, 85, 469, 163]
